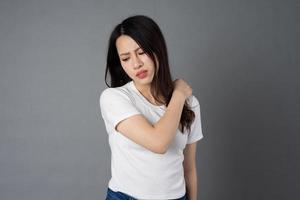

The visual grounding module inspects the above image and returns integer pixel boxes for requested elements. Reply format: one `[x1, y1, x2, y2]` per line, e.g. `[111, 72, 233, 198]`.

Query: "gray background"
[0, 0, 299, 199]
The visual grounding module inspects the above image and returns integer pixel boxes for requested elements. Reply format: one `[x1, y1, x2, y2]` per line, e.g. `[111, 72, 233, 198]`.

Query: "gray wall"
[0, 0, 299, 199]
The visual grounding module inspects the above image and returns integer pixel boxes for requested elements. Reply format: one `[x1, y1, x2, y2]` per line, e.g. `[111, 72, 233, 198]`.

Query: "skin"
[116, 35, 161, 105]
[116, 34, 199, 199]
[183, 142, 198, 200]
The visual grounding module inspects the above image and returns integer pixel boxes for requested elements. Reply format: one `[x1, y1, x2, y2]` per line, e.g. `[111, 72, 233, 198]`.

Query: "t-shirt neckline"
[128, 81, 166, 109]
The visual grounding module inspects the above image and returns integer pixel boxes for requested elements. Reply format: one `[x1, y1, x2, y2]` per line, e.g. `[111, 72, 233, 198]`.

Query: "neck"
[133, 81, 152, 97]
[133, 81, 164, 106]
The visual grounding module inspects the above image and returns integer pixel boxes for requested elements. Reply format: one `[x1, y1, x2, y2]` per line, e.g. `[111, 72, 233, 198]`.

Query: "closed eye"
[121, 52, 144, 62]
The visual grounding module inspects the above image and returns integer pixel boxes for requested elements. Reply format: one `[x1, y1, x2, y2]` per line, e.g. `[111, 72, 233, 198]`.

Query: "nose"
[132, 54, 143, 69]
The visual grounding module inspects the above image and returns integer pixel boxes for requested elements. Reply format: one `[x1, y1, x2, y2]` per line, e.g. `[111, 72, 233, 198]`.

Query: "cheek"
[121, 63, 134, 76]
[120, 63, 127, 72]
[121, 62, 129, 70]
[143, 56, 154, 66]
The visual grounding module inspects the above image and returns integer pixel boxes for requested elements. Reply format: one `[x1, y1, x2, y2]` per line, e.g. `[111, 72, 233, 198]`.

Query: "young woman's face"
[116, 35, 158, 85]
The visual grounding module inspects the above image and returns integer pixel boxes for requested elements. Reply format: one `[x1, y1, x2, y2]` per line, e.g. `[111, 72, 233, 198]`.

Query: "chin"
[135, 79, 151, 85]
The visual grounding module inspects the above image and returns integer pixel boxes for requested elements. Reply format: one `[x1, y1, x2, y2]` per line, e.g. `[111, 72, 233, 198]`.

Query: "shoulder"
[187, 95, 200, 108]
[100, 87, 117, 99]
[99, 86, 133, 104]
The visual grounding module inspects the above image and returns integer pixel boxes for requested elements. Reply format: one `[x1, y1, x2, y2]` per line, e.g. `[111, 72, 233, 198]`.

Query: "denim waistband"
[105, 187, 187, 200]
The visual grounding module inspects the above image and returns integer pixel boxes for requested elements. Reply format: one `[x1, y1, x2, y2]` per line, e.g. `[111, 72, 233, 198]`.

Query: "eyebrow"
[119, 47, 141, 56]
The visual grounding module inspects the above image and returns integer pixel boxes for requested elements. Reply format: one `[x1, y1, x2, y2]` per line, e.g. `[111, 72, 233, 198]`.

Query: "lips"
[136, 70, 147, 76]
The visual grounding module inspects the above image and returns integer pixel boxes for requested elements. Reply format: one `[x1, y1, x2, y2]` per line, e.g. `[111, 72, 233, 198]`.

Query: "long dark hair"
[104, 15, 195, 134]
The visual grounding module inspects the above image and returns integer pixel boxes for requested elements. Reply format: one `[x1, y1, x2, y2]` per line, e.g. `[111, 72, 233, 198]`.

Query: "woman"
[99, 15, 204, 200]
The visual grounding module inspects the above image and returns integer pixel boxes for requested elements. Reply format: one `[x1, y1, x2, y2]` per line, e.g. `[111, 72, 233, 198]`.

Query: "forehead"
[116, 35, 140, 54]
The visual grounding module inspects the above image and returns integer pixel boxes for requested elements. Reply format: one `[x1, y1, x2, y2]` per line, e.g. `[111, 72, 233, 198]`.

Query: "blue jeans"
[105, 187, 187, 200]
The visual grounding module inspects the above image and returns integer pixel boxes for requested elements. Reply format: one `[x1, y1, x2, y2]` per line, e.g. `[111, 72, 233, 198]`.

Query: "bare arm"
[152, 90, 186, 152]
[183, 142, 198, 200]
[114, 78, 192, 154]
[116, 90, 186, 154]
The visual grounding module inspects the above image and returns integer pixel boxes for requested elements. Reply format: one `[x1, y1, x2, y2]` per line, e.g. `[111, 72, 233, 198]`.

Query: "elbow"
[151, 127, 168, 154]
[154, 147, 167, 154]
[152, 142, 168, 154]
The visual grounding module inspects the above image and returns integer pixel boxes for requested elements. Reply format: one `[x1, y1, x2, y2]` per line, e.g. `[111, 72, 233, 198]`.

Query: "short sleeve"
[187, 95, 204, 144]
[99, 88, 142, 132]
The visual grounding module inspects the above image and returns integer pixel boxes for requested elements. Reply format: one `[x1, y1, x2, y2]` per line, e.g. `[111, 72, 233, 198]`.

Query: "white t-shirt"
[99, 80, 204, 200]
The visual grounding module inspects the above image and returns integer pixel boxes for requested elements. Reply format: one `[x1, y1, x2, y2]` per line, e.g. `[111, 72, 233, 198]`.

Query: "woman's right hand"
[173, 78, 193, 99]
